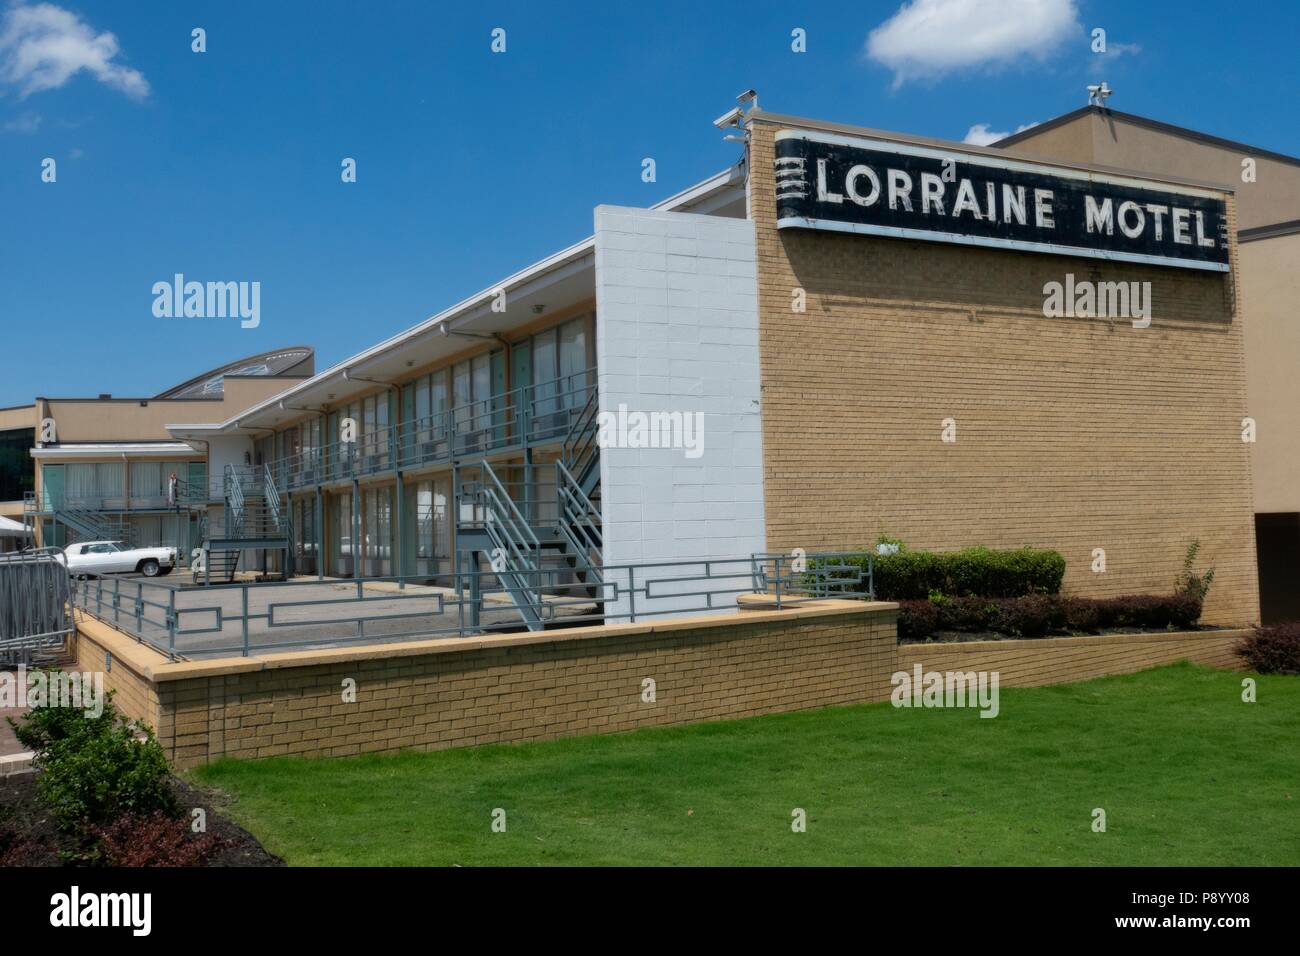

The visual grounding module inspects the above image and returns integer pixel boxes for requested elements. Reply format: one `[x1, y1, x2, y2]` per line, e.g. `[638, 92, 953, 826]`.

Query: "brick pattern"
[153, 607, 898, 767]
[897, 629, 1249, 688]
[73, 621, 162, 729]
[747, 119, 1260, 626]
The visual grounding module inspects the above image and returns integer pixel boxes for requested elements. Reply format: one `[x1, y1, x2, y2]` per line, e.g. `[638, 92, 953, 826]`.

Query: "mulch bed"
[899, 624, 1236, 645]
[0, 772, 283, 867]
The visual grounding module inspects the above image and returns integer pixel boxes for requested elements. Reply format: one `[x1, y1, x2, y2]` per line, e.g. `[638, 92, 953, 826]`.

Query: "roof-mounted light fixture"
[1087, 82, 1113, 107]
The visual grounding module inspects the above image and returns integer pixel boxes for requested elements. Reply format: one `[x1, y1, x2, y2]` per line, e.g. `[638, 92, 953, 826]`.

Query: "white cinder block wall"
[593, 204, 767, 619]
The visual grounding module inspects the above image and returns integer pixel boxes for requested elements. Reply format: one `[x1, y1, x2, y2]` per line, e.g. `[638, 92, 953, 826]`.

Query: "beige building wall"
[1001, 109, 1300, 230]
[748, 116, 1259, 625]
[40, 375, 308, 442]
[1005, 109, 1300, 524]
[1240, 230, 1300, 513]
[0, 405, 35, 432]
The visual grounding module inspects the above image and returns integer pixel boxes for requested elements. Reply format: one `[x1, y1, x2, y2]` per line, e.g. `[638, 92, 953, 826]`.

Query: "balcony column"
[395, 468, 405, 586]
[315, 486, 324, 581]
[352, 477, 362, 580]
[285, 491, 295, 579]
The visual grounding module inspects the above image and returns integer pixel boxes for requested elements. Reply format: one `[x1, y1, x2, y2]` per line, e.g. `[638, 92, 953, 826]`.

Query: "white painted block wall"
[593, 204, 766, 619]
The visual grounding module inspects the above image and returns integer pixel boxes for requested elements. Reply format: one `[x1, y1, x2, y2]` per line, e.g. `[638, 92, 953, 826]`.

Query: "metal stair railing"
[555, 459, 603, 582]
[263, 464, 290, 536]
[460, 461, 545, 630]
[476, 461, 541, 580]
[561, 385, 600, 491]
[224, 464, 246, 538]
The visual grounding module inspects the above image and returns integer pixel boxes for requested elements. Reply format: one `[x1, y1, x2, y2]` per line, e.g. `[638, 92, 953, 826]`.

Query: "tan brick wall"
[898, 629, 1249, 688]
[149, 602, 898, 767]
[71, 607, 1249, 768]
[73, 615, 162, 729]
[747, 117, 1260, 626]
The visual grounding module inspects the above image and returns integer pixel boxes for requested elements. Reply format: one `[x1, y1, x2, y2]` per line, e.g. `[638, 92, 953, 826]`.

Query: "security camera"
[713, 106, 743, 130]
[736, 89, 758, 107]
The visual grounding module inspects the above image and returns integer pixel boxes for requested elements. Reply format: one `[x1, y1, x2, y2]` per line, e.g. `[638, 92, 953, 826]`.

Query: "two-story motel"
[4, 100, 1298, 625]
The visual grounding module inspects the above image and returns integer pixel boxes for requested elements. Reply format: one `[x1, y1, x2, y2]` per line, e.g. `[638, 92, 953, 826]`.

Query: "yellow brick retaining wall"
[897, 629, 1249, 687]
[72, 607, 1249, 768]
[76, 601, 899, 768]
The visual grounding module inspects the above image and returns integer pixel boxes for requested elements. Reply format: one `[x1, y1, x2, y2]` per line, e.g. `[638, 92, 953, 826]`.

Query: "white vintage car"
[58, 541, 178, 578]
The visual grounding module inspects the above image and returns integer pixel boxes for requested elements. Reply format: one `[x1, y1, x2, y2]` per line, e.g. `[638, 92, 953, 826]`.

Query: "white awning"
[0, 515, 29, 537]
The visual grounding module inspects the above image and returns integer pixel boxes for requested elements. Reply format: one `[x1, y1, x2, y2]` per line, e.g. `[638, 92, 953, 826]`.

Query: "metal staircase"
[454, 394, 604, 631]
[24, 492, 133, 546]
[200, 464, 294, 584]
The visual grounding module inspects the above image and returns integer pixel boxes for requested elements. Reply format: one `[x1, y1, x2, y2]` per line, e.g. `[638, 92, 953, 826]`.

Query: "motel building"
[3, 98, 1298, 628]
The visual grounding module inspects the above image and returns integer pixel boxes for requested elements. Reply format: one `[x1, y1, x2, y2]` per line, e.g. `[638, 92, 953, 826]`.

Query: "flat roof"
[993, 105, 1300, 169]
[1240, 218, 1300, 243]
[748, 109, 1237, 195]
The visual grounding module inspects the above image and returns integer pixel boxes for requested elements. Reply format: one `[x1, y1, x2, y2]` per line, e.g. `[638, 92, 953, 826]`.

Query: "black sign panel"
[775, 131, 1230, 272]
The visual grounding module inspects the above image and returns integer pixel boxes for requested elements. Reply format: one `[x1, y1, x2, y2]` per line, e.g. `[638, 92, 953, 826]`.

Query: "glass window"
[558, 317, 588, 408]
[415, 377, 431, 443]
[430, 369, 449, 439]
[533, 327, 558, 416]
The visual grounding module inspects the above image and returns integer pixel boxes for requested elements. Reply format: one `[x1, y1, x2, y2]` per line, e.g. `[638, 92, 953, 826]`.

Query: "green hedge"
[845, 546, 1066, 600]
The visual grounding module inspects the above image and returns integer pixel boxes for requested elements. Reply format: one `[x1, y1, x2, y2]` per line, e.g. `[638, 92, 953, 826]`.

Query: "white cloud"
[1, 109, 40, 132]
[867, 0, 1081, 88]
[1089, 40, 1141, 75]
[0, 2, 148, 99]
[962, 121, 1039, 146]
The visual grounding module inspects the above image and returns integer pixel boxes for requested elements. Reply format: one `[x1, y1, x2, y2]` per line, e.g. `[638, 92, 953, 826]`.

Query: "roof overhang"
[30, 442, 197, 460]
[166, 164, 746, 437]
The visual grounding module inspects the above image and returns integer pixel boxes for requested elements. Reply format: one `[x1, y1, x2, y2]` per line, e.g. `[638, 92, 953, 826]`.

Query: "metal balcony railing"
[263, 368, 597, 493]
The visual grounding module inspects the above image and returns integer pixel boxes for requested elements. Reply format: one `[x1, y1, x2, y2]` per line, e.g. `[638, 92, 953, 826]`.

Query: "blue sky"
[1, 0, 1296, 406]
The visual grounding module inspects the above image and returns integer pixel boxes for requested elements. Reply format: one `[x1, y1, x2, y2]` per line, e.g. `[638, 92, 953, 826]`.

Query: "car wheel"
[139, 559, 161, 577]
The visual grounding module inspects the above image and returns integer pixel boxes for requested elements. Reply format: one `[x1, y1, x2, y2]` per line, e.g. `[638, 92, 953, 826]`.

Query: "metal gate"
[0, 547, 74, 666]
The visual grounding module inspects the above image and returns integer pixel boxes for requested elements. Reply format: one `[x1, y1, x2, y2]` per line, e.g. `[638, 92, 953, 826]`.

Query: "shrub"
[1234, 622, 1300, 674]
[91, 812, 225, 867]
[1176, 539, 1216, 602]
[992, 594, 1059, 638]
[897, 599, 939, 639]
[1061, 596, 1101, 632]
[896, 592, 1203, 640]
[861, 546, 1066, 600]
[10, 689, 177, 831]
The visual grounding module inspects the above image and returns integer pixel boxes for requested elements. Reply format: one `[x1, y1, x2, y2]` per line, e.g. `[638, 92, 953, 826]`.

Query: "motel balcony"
[261, 368, 597, 497]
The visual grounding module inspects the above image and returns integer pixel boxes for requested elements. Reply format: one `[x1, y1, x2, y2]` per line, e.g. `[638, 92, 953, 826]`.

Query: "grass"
[192, 663, 1300, 866]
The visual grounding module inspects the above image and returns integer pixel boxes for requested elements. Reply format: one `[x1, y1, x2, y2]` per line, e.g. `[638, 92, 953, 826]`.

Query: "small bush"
[896, 599, 939, 639]
[1061, 596, 1101, 632]
[859, 546, 1066, 600]
[1176, 539, 1216, 602]
[992, 594, 1059, 638]
[91, 812, 225, 867]
[896, 592, 1203, 640]
[10, 689, 177, 831]
[1235, 623, 1300, 674]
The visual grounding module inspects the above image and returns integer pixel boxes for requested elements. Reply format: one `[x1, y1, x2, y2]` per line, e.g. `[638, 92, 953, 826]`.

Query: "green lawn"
[192, 663, 1300, 866]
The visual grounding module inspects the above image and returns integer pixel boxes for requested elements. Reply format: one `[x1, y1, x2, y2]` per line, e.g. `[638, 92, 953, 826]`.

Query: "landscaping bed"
[899, 622, 1235, 645]
[0, 773, 281, 866]
[2, 683, 283, 867]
